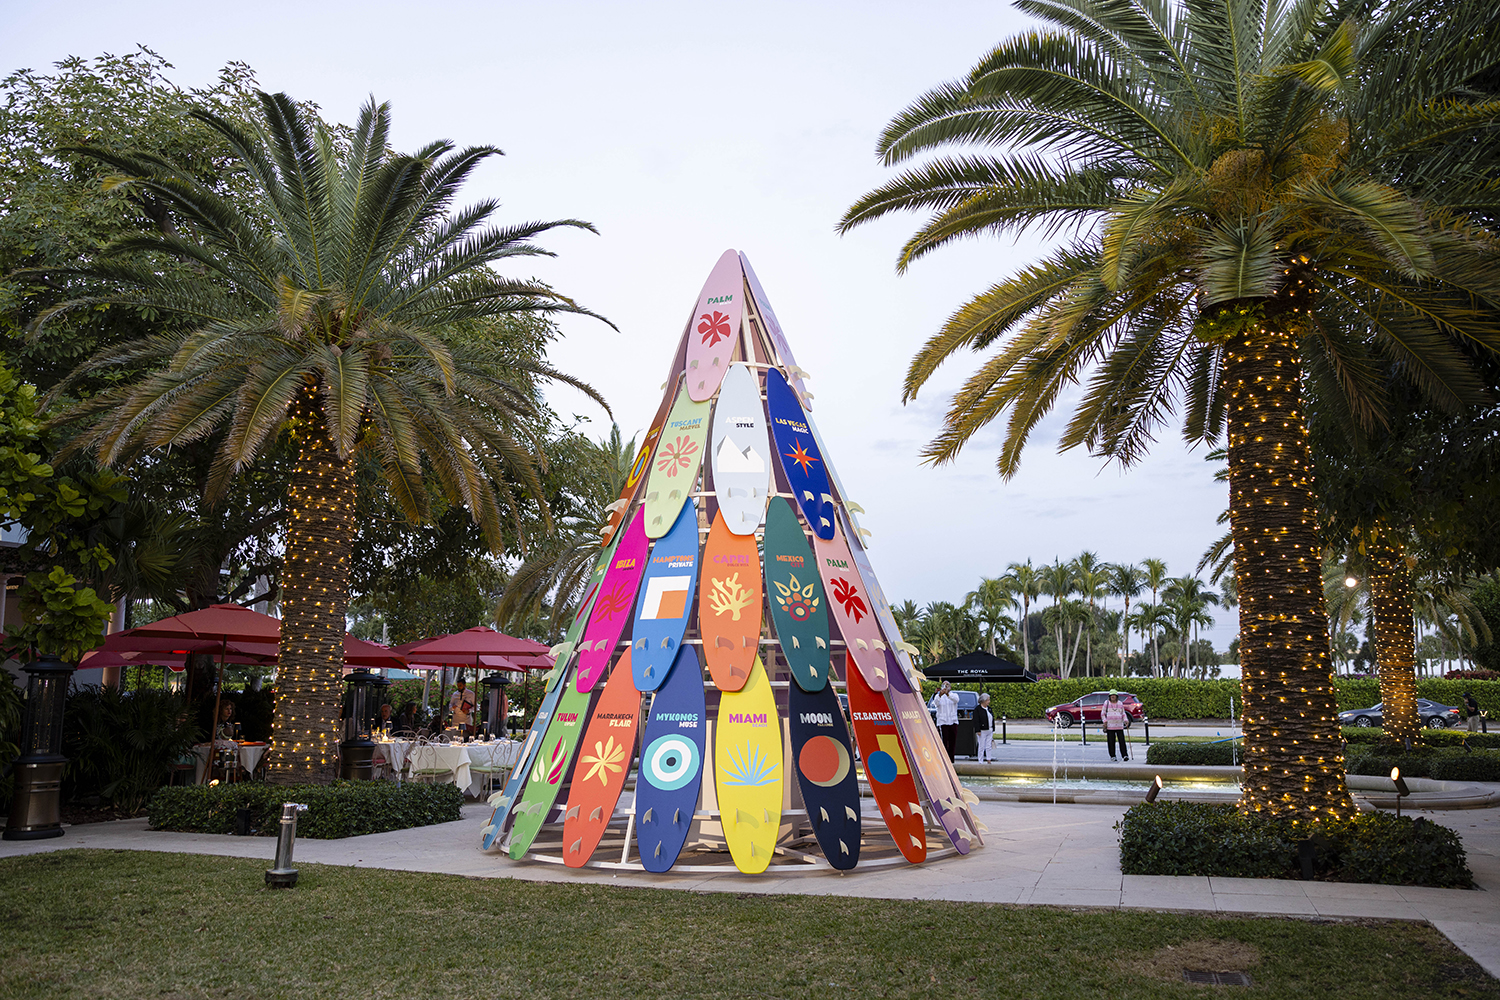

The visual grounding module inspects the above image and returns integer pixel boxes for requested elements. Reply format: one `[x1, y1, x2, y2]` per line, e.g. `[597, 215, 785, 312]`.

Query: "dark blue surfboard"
[765, 368, 834, 540]
[630, 500, 700, 691]
[788, 681, 861, 870]
[634, 645, 708, 872]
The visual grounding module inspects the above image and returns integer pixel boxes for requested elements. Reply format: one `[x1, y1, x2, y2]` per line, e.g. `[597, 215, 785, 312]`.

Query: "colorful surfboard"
[576, 507, 650, 693]
[709, 362, 772, 534]
[631, 500, 700, 691]
[765, 368, 834, 540]
[635, 645, 708, 873]
[814, 519, 889, 692]
[846, 654, 928, 864]
[602, 391, 673, 548]
[788, 680, 860, 870]
[885, 666, 975, 855]
[761, 498, 830, 692]
[888, 654, 982, 844]
[644, 385, 711, 539]
[562, 650, 642, 868]
[740, 252, 809, 402]
[699, 511, 762, 692]
[714, 657, 783, 874]
[684, 249, 744, 402]
[842, 509, 919, 686]
[507, 675, 597, 859]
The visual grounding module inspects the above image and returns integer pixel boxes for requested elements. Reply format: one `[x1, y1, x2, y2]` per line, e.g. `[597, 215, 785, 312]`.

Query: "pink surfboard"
[684, 249, 744, 402]
[813, 519, 889, 692]
[576, 508, 650, 692]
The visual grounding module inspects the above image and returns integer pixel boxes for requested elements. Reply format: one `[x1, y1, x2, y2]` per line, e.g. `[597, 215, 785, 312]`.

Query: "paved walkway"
[3, 798, 1496, 978]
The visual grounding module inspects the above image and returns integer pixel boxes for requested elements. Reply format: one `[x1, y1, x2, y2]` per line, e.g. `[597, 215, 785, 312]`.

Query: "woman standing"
[1101, 691, 1131, 762]
[932, 682, 960, 760]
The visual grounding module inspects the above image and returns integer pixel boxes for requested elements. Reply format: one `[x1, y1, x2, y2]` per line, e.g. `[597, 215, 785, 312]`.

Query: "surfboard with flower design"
[562, 650, 642, 868]
[643, 385, 711, 539]
[788, 679, 860, 870]
[714, 657, 783, 874]
[576, 507, 650, 693]
[506, 674, 598, 859]
[683, 249, 744, 402]
[698, 510, 762, 692]
[765, 368, 835, 540]
[761, 497, 830, 692]
[635, 645, 708, 872]
[813, 518, 889, 692]
[845, 652, 927, 864]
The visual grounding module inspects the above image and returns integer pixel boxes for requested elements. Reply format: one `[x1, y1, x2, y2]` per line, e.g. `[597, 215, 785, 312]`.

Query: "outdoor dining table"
[191, 741, 268, 784]
[375, 738, 522, 796]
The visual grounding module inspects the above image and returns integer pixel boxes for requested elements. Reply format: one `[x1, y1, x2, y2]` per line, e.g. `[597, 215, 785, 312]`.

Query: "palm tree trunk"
[1225, 313, 1351, 819]
[269, 409, 354, 783]
[1367, 529, 1421, 745]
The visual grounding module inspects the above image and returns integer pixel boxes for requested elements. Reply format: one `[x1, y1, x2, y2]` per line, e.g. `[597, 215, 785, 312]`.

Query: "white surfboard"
[709, 362, 772, 535]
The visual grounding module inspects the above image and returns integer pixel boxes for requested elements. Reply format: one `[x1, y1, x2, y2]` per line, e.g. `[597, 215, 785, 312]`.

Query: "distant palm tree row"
[893, 554, 1232, 679]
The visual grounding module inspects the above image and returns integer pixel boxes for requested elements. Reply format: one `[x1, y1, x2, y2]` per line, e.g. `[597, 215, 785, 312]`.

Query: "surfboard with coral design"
[709, 362, 771, 534]
[845, 653, 927, 864]
[714, 657, 783, 874]
[698, 511, 761, 692]
[761, 497, 830, 692]
[644, 385, 711, 539]
[506, 675, 598, 859]
[814, 519, 888, 692]
[576, 507, 650, 693]
[635, 645, 708, 872]
[788, 679, 860, 870]
[562, 650, 642, 868]
[630, 500, 700, 692]
[684, 249, 744, 402]
[765, 368, 834, 540]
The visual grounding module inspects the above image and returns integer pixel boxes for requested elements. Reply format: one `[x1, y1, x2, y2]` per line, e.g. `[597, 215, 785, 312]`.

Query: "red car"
[1045, 691, 1145, 728]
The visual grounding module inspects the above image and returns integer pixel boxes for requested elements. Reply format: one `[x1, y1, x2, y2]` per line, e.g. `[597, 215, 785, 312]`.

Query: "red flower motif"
[595, 581, 632, 620]
[656, 435, 698, 477]
[698, 310, 733, 346]
[831, 577, 867, 623]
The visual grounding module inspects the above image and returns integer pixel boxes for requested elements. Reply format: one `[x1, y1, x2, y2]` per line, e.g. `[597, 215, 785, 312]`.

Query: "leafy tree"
[840, 0, 1500, 818]
[1000, 559, 1042, 670]
[41, 92, 610, 781]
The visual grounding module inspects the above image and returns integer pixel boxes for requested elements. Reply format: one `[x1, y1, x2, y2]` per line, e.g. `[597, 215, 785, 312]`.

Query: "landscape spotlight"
[1391, 766, 1410, 817]
[1144, 775, 1164, 804]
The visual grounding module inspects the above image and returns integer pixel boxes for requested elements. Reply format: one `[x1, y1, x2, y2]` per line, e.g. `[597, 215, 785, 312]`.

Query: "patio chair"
[169, 752, 197, 786]
[469, 763, 511, 798]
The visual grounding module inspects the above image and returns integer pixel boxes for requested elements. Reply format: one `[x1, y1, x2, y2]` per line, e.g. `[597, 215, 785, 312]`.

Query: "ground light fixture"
[266, 802, 308, 888]
[1344, 575, 1359, 588]
[1391, 767, 1410, 817]
[1144, 775, 1164, 804]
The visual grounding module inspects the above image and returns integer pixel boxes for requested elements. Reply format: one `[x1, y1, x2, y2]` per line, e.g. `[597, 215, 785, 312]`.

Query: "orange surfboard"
[698, 511, 762, 691]
[562, 650, 642, 867]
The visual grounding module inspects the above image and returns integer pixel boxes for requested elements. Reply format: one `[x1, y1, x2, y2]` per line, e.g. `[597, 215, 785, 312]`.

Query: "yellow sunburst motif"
[580, 736, 627, 785]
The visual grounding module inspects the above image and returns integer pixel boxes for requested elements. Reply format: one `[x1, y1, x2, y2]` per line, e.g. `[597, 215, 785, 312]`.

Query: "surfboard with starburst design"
[765, 367, 835, 540]
[562, 650, 642, 868]
[698, 510, 762, 692]
[714, 657, 784, 874]
[683, 249, 744, 402]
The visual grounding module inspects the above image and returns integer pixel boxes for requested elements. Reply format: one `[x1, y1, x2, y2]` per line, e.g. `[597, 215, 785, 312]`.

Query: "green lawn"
[1, 850, 1493, 1000]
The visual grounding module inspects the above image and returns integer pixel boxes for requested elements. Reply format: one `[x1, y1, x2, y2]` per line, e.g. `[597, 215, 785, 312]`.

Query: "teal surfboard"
[762, 497, 830, 691]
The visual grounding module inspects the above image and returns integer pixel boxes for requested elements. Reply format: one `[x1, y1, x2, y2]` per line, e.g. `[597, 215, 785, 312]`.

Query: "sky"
[2, 1, 1237, 652]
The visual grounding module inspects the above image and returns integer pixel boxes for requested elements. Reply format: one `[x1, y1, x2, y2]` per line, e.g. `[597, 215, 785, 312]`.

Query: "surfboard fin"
[895, 640, 919, 656]
[910, 834, 924, 848]
[855, 639, 869, 651]
[565, 805, 579, 820]
[716, 636, 734, 649]
[820, 517, 831, 530]
[569, 839, 581, 854]
[743, 635, 755, 647]
[590, 806, 603, 822]
[975, 820, 990, 834]
[654, 843, 662, 858]
[481, 824, 496, 837]
[674, 808, 682, 825]
[960, 789, 980, 805]
[819, 806, 829, 824]
[668, 489, 682, 501]
[890, 804, 903, 818]
[645, 664, 655, 678]
[763, 808, 771, 824]
[790, 636, 800, 649]
[488, 792, 509, 808]
[909, 802, 924, 820]
[839, 840, 849, 855]
[809, 665, 818, 678]
[548, 640, 575, 659]
[643, 808, 653, 823]
[689, 359, 699, 370]
[874, 639, 887, 651]
[845, 806, 858, 822]
[802, 490, 814, 501]
[661, 637, 673, 649]
[647, 491, 660, 502]
[956, 828, 973, 845]
[820, 493, 834, 506]
[845, 501, 864, 514]
[857, 527, 873, 541]
[634, 638, 647, 650]
[604, 498, 630, 514]
[814, 637, 827, 649]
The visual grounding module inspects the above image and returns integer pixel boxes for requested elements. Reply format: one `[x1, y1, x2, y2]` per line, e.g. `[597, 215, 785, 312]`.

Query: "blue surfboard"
[765, 368, 834, 540]
[788, 680, 861, 870]
[634, 645, 708, 872]
[631, 499, 700, 691]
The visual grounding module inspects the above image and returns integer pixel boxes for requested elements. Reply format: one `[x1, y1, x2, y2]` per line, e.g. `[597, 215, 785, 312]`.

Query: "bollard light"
[1391, 767, 1410, 817]
[1001, 715, 1007, 745]
[1144, 775, 1164, 804]
[266, 802, 309, 888]
[4, 654, 77, 841]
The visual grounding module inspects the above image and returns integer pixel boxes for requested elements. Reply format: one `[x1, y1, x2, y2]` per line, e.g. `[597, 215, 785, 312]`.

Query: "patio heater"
[481, 673, 510, 739]
[338, 668, 378, 780]
[3, 654, 75, 841]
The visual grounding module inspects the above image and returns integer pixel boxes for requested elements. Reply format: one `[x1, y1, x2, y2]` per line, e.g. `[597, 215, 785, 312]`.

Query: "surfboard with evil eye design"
[788, 679, 860, 870]
[635, 645, 708, 873]
[714, 657, 783, 874]
[699, 511, 762, 692]
[761, 497, 830, 692]
[631, 499, 700, 691]
[576, 507, 650, 693]
[765, 368, 835, 540]
[845, 653, 927, 864]
[644, 385, 711, 539]
[562, 649, 642, 868]
[709, 362, 772, 535]
[684, 249, 744, 402]
[506, 675, 598, 859]
[814, 518, 889, 692]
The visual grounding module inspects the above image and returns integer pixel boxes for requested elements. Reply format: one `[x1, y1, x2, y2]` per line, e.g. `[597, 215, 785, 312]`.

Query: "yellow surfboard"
[714, 657, 783, 874]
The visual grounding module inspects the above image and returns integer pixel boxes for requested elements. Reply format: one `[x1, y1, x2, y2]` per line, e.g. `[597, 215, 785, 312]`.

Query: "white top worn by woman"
[932, 691, 960, 727]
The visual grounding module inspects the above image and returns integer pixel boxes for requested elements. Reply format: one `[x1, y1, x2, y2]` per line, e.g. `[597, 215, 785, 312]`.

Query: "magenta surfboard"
[576, 508, 650, 693]
[683, 249, 744, 402]
[813, 519, 889, 692]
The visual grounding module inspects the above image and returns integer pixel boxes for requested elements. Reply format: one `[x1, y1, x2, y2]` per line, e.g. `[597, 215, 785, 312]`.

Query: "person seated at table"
[215, 701, 238, 742]
[375, 702, 395, 732]
[449, 677, 477, 737]
[394, 701, 418, 734]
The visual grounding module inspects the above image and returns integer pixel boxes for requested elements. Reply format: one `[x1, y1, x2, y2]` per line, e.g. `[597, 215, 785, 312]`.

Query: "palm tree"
[1129, 602, 1168, 677]
[1001, 559, 1043, 670]
[965, 576, 1017, 656]
[1163, 577, 1220, 677]
[841, 0, 1500, 817]
[1108, 563, 1145, 672]
[1073, 553, 1109, 675]
[44, 94, 609, 780]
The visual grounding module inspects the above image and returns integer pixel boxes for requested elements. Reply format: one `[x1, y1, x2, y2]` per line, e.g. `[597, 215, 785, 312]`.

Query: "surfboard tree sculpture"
[482, 249, 983, 872]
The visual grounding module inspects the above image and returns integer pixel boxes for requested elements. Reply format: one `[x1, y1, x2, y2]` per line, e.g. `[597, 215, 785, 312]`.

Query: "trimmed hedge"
[1117, 800, 1473, 887]
[1145, 741, 1240, 766]
[921, 677, 1500, 720]
[1342, 727, 1500, 748]
[1346, 747, 1500, 782]
[148, 781, 463, 839]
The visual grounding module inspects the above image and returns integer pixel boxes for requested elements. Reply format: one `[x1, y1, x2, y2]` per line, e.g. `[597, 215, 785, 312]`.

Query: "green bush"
[1427, 751, 1500, 783]
[148, 780, 463, 839]
[1342, 726, 1500, 748]
[63, 687, 198, 812]
[1144, 741, 1239, 766]
[1118, 801, 1472, 887]
[1345, 747, 1439, 778]
[0, 670, 20, 812]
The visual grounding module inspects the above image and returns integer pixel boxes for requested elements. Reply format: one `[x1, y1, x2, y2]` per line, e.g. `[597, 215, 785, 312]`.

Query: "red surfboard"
[562, 650, 642, 867]
[698, 511, 762, 691]
[846, 654, 928, 864]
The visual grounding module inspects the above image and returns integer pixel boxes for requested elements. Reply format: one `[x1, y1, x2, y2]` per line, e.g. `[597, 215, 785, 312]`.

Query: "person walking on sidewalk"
[1465, 690, 1482, 733]
[974, 693, 996, 762]
[932, 682, 960, 760]
[1101, 690, 1131, 761]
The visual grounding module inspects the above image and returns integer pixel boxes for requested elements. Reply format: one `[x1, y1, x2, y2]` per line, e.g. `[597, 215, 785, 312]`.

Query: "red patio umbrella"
[402, 627, 546, 731]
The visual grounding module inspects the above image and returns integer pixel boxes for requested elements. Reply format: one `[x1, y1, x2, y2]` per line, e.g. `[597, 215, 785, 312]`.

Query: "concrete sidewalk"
[3, 799, 1496, 978]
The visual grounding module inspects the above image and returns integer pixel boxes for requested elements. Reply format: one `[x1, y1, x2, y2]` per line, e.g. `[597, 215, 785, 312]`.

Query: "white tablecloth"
[192, 742, 267, 783]
[376, 740, 521, 796]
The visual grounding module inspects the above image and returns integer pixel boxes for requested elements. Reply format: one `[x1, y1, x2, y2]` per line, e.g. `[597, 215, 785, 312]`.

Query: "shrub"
[1427, 751, 1500, 783]
[147, 780, 463, 839]
[1345, 748, 1439, 778]
[1445, 669, 1498, 680]
[1144, 741, 1239, 766]
[1342, 727, 1500, 749]
[1117, 801, 1472, 887]
[0, 670, 19, 812]
[63, 687, 198, 812]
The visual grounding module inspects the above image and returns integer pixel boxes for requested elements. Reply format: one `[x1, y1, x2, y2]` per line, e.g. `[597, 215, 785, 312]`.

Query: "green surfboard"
[643, 386, 711, 539]
[507, 677, 598, 858]
[762, 497, 830, 691]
